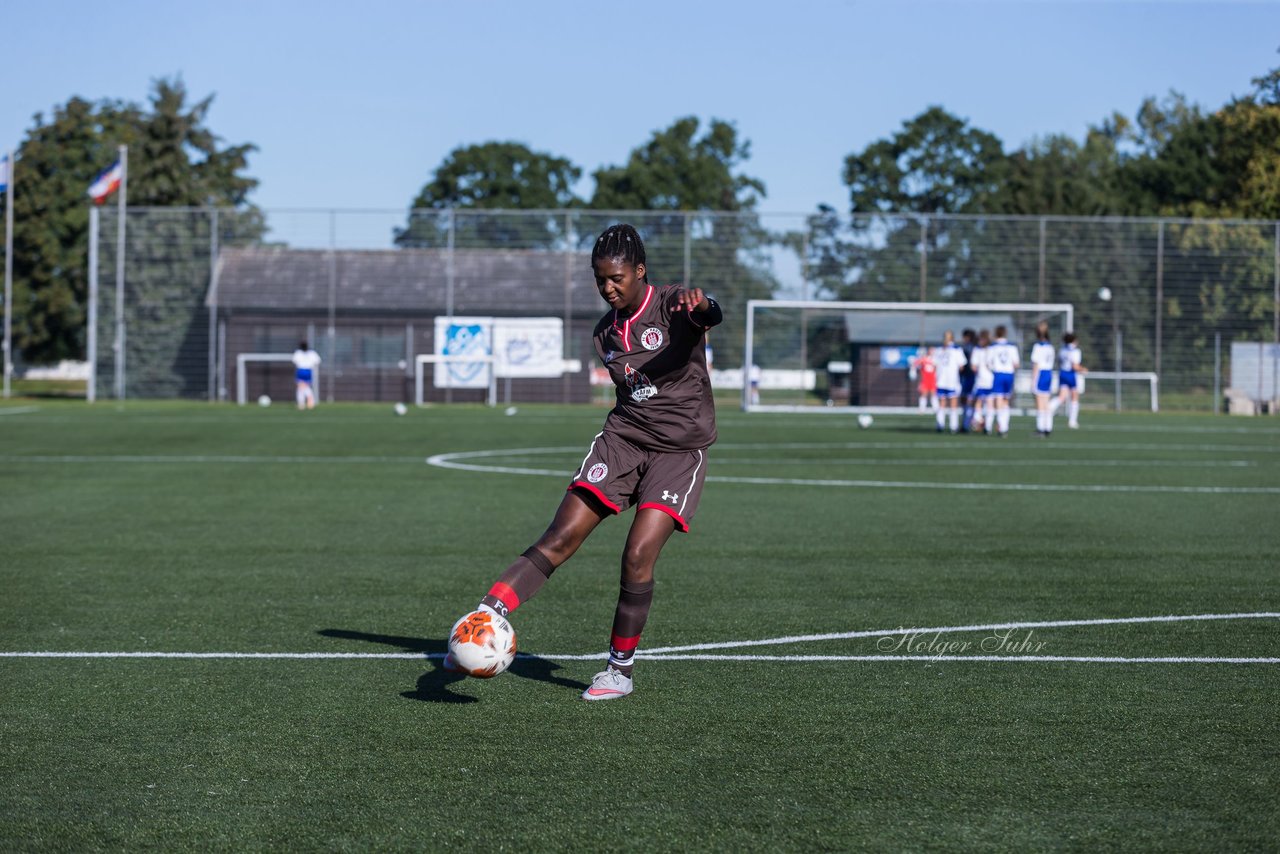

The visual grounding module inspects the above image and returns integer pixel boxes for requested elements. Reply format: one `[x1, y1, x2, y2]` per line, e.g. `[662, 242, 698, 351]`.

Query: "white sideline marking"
[0, 454, 425, 464]
[0, 406, 39, 416]
[425, 448, 1280, 494]
[634, 655, 1280, 664]
[4, 613, 1277, 664]
[638, 611, 1280, 655]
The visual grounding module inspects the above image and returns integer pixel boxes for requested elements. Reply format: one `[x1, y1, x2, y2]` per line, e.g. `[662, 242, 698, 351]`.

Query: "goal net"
[742, 300, 1075, 413]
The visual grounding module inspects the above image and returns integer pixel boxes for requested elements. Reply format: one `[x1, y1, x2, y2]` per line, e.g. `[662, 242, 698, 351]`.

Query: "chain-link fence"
[87, 207, 1280, 411]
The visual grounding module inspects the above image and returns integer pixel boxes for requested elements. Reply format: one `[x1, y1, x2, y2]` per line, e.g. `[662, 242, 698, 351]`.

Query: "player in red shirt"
[912, 349, 938, 410]
[447, 224, 722, 701]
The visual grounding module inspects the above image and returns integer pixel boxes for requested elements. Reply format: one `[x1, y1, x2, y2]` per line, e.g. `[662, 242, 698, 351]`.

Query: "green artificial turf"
[1, 400, 1277, 851]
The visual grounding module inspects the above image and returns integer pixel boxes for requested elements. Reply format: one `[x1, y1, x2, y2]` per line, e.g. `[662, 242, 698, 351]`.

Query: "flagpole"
[87, 206, 98, 403]
[3, 149, 13, 399]
[113, 144, 127, 400]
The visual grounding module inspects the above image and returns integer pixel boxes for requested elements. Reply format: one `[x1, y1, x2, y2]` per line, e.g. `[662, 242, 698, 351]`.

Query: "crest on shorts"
[586, 463, 609, 483]
[640, 328, 663, 351]
[624, 364, 658, 403]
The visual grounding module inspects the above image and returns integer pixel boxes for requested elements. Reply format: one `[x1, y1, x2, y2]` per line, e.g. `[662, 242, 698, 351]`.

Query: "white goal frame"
[743, 299, 1075, 414]
[1079, 371, 1160, 413]
[235, 353, 319, 405]
[414, 353, 498, 407]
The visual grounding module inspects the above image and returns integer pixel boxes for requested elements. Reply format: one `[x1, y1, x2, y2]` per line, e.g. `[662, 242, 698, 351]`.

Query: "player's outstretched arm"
[673, 287, 723, 327]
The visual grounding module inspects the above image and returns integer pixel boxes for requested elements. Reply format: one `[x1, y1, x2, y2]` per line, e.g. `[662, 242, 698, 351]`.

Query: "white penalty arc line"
[4, 613, 1278, 664]
[424, 449, 1280, 494]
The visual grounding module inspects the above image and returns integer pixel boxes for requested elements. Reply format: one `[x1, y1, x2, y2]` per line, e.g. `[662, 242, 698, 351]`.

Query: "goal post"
[236, 353, 319, 405]
[742, 300, 1075, 414]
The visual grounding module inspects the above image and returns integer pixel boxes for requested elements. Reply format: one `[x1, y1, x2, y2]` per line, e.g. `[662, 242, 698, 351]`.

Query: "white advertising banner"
[493, 317, 564, 378]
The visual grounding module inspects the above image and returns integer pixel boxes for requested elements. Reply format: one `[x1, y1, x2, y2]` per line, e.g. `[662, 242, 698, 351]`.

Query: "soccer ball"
[393, 402, 407, 416]
[857, 413, 874, 429]
[448, 610, 517, 678]
[257, 395, 271, 407]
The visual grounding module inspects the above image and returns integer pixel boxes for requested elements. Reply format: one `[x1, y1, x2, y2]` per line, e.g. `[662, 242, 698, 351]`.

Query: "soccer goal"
[742, 300, 1075, 414]
[414, 353, 498, 407]
[1076, 371, 1160, 413]
[235, 353, 320, 405]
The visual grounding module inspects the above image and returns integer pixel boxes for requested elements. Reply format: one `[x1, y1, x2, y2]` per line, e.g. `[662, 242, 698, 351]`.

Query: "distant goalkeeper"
[291, 340, 321, 410]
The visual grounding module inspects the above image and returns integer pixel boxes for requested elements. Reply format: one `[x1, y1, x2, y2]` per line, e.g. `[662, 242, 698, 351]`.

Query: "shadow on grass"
[317, 628, 588, 704]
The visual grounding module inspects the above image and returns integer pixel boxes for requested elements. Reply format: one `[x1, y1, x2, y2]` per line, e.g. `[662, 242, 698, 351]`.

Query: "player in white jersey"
[291, 341, 321, 410]
[933, 331, 968, 433]
[987, 325, 1020, 437]
[1049, 332, 1087, 429]
[969, 329, 994, 433]
[1029, 322, 1057, 436]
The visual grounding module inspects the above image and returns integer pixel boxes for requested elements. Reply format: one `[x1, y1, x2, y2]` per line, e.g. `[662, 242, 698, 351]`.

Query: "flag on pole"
[0, 154, 9, 191]
[88, 159, 123, 204]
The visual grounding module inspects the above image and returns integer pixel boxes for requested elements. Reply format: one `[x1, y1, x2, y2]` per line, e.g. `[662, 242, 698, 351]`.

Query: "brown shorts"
[568, 431, 709, 532]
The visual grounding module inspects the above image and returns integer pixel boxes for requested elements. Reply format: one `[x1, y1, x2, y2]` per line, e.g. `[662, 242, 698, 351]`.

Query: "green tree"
[2, 78, 257, 367]
[997, 129, 1124, 216]
[842, 106, 1006, 216]
[396, 142, 582, 249]
[589, 116, 765, 212]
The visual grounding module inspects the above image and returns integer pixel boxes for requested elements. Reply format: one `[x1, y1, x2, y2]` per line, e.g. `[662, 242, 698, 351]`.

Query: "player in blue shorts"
[987, 325, 1019, 437]
[959, 328, 977, 431]
[970, 329, 994, 434]
[1049, 332, 1087, 429]
[933, 330, 968, 433]
[1029, 322, 1056, 436]
[291, 341, 321, 410]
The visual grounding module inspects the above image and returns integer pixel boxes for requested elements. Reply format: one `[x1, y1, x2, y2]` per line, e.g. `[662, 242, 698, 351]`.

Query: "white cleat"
[581, 666, 633, 701]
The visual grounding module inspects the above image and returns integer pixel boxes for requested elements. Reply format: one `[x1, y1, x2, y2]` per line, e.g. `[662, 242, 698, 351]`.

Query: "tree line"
[2, 57, 1277, 368]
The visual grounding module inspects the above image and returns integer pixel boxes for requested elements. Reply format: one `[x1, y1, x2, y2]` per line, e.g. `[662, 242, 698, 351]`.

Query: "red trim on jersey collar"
[611, 285, 654, 353]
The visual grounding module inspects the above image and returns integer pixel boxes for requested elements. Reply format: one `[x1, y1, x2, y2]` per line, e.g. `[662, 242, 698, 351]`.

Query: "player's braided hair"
[592, 223, 648, 283]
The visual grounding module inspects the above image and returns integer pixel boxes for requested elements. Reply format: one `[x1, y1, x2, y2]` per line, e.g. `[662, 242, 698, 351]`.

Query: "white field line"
[424, 448, 1280, 494]
[0, 454, 425, 464]
[5, 613, 1277, 664]
[0, 406, 39, 416]
[637, 611, 1280, 655]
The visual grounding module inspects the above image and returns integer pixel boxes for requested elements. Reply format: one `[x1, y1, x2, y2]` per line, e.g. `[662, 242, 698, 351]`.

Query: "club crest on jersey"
[640, 327, 664, 351]
[624, 364, 658, 403]
[586, 463, 609, 483]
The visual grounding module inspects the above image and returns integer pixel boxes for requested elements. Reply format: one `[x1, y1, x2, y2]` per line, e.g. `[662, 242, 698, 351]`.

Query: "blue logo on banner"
[880, 346, 920, 370]
[443, 324, 488, 382]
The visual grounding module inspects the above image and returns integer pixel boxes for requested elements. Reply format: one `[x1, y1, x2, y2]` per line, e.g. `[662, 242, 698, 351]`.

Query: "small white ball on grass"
[257, 395, 271, 407]
[393, 402, 407, 416]
[504, 406, 518, 416]
[857, 413, 873, 429]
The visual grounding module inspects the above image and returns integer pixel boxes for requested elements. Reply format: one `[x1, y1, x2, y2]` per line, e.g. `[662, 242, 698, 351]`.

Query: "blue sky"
[3, 0, 1276, 234]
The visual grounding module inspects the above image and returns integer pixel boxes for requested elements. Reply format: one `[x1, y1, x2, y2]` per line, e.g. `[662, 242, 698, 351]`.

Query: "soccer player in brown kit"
[445, 223, 722, 700]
